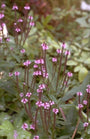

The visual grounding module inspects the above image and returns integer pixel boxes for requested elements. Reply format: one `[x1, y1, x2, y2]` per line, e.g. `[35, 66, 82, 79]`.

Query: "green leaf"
[67, 60, 77, 66]
[78, 67, 88, 82]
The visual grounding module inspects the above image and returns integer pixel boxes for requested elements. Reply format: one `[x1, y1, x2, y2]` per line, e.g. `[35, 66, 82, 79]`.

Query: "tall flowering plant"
[13, 41, 73, 138]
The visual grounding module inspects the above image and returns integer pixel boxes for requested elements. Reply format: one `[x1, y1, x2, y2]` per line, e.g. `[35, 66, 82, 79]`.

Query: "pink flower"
[83, 100, 87, 105]
[83, 122, 89, 127]
[77, 92, 83, 96]
[15, 28, 21, 32]
[53, 108, 59, 114]
[13, 130, 18, 139]
[1, 3, 6, 8]
[86, 85, 90, 93]
[41, 43, 48, 50]
[33, 64, 38, 68]
[28, 16, 33, 20]
[35, 59, 44, 64]
[21, 98, 28, 104]
[33, 71, 42, 76]
[30, 124, 35, 130]
[33, 135, 39, 139]
[37, 88, 43, 93]
[78, 104, 83, 109]
[61, 42, 66, 49]
[56, 49, 61, 54]
[0, 13, 4, 19]
[26, 92, 32, 97]
[24, 5, 30, 10]
[43, 72, 49, 78]
[67, 72, 73, 77]
[14, 71, 20, 76]
[36, 101, 43, 107]
[43, 102, 50, 109]
[19, 93, 24, 97]
[23, 60, 31, 67]
[12, 4, 18, 10]
[6, 38, 10, 42]
[39, 84, 46, 89]
[18, 19, 23, 22]
[22, 123, 28, 130]
[49, 100, 55, 106]
[52, 57, 57, 62]
[65, 50, 70, 56]
[20, 49, 25, 53]
[9, 72, 13, 77]
[30, 21, 35, 26]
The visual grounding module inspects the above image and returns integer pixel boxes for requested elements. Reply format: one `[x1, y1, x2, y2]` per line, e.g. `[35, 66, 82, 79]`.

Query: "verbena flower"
[53, 108, 59, 114]
[33, 135, 39, 139]
[24, 5, 30, 10]
[9, 72, 13, 77]
[1, 3, 6, 8]
[83, 122, 89, 127]
[0, 13, 4, 19]
[19, 93, 24, 97]
[26, 92, 32, 97]
[52, 57, 57, 62]
[30, 124, 35, 130]
[20, 49, 25, 53]
[14, 71, 20, 76]
[15, 27, 21, 32]
[36, 101, 43, 107]
[77, 92, 83, 96]
[22, 123, 28, 130]
[78, 104, 83, 109]
[83, 100, 87, 105]
[56, 49, 61, 54]
[12, 4, 18, 10]
[67, 72, 73, 77]
[21, 98, 28, 104]
[13, 130, 18, 139]
[41, 43, 48, 50]
[23, 60, 31, 67]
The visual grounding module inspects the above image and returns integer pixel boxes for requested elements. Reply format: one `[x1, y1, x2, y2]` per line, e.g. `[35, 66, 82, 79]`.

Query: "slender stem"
[53, 113, 56, 130]
[59, 107, 66, 121]
[35, 108, 39, 130]
[71, 119, 80, 139]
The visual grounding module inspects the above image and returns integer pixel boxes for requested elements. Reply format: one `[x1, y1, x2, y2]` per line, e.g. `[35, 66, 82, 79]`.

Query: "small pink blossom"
[52, 57, 57, 62]
[86, 85, 90, 93]
[33, 135, 39, 139]
[12, 4, 18, 10]
[41, 43, 48, 50]
[61, 42, 66, 49]
[65, 50, 70, 56]
[53, 108, 59, 114]
[14, 71, 20, 76]
[0, 13, 4, 19]
[83, 100, 87, 105]
[21, 98, 28, 104]
[49, 100, 55, 106]
[36, 101, 43, 107]
[67, 72, 73, 77]
[43, 72, 49, 78]
[28, 16, 33, 20]
[23, 60, 31, 67]
[20, 49, 25, 53]
[30, 21, 35, 26]
[30, 124, 35, 130]
[10, 47, 14, 51]
[13, 130, 18, 139]
[33, 64, 38, 68]
[15, 28, 21, 32]
[43, 102, 50, 109]
[22, 123, 28, 130]
[35, 59, 44, 64]
[56, 49, 61, 54]
[20, 93, 24, 97]
[77, 92, 83, 96]
[33, 71, 42, 76]
[26, 92, 32, 97]
[18, 18, 23, 22]
[78, 104, 83, 109]
[39, 84, 46, 89]
[6, 38, 10, 42]
[24, 5, 30, 10]
[37, 88, 43, 93]
[9, 72, 13, 77]
[1, 3, 6, 8]
[83, 122, 89, 127]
